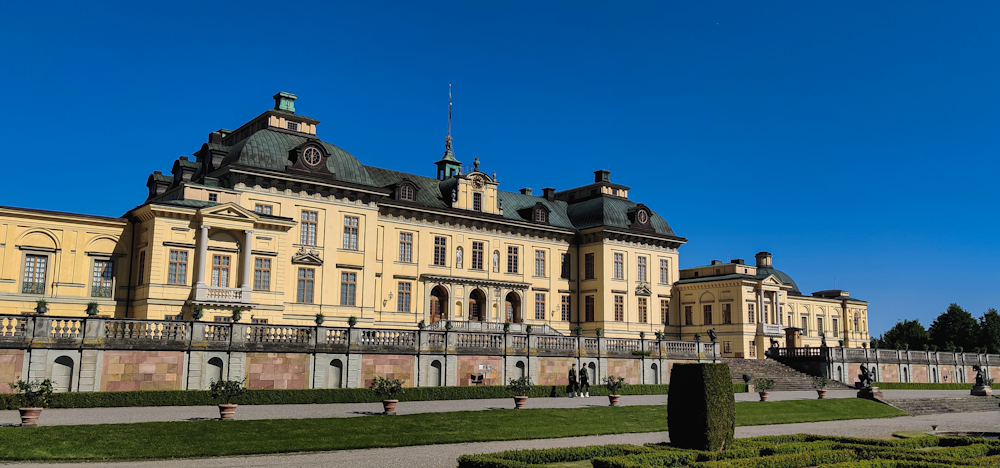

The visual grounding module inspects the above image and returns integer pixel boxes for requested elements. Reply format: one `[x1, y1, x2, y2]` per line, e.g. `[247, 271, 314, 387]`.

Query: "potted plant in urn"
[753, 378, 775, 401]
[603, 375, 626, 407]
[507, 375, 533, 409]
[210, 378, 247, 420]
[595, 327, 603, 338]
[315, 313, 325, 326]
[813, 375, 830, 399]
[191, 305, 203, 321]
[34, 299, 47, 315]
[8, 378, 53, 426]
[370, 376, 405, 415]
[230, 307, 242, 323]
[85, 302, 100, 316]
[348, 316, 358, 328]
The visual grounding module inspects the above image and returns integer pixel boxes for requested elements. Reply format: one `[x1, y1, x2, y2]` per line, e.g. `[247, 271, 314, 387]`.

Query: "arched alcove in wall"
[429, 360, 443, 387]
[329, 359, 344, 388]
[53, 356, 74, 392]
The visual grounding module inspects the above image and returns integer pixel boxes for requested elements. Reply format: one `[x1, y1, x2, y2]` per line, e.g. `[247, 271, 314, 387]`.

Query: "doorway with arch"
[430, 286, 449, 324]
[469, 289, 486, 322]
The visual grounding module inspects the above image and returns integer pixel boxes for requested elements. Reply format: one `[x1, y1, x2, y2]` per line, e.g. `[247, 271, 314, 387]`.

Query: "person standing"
[568, 363, 579, 397]
[579, 364, 590, 398]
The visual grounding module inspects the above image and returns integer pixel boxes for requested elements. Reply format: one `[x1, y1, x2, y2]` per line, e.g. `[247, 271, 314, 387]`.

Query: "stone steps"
[885, 397, 1000, 416]
[722, 357, 852, 391]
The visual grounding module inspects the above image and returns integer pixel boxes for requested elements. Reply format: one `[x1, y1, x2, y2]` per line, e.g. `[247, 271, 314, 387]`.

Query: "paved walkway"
[5, 409, 999, 468]
[0, 389, 975, 427]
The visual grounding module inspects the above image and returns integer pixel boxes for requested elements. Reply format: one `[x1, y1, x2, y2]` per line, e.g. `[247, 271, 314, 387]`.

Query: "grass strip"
[0, 398, 904, 461]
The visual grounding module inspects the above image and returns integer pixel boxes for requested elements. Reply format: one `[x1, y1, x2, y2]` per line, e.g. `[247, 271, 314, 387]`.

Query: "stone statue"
[567, 363, 579, 398]
[493, 251, 499, 272]
[474, 157, 481, 172]
[974, 365, 985, 387]
[456, 248, 463, 269]
[707, 328, 717, 342]
[769, 338, 779, 348]
[820, 333, 828, 349]
[452, 189, 458, 203]
[859, 363, 875, 389]
[579, 366, 590, 398]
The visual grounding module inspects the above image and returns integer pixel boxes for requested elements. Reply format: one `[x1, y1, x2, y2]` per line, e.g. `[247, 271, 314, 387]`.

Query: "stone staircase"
[722, 357, 852, 391]
[884, 396, 1000, 416]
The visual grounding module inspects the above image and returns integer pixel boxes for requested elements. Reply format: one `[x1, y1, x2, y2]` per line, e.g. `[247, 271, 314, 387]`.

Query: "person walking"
[568, 363, 579, 397]
[579, 364, 590, 398]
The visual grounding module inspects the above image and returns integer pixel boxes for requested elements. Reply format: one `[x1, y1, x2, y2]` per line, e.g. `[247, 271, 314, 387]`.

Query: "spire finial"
[445, 84, 453, 152]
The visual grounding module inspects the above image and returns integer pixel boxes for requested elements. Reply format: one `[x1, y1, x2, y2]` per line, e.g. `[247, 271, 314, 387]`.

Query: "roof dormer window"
[287, 121, 299, 131]
[399, 185, 414, 201]
[534, 208, 547, 223]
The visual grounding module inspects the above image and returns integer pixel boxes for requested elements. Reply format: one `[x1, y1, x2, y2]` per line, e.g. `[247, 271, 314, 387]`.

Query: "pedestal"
[857, 386, 885, 402]
[971, 385, 993, 397]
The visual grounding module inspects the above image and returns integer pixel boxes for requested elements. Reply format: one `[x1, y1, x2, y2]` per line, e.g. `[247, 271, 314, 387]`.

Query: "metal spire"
[445, 84, 453, 152]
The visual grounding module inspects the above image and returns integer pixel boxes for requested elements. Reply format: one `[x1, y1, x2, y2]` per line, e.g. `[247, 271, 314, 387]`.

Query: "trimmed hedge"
[457, 444, 659, 468]
[0, 382, 746, 410]
[667, 362, 736, 451]
[873, 382, 974, 390]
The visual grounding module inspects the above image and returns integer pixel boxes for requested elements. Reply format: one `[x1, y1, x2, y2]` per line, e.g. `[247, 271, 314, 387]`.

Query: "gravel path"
[4, 410, 999, 468]
[0, 389, 973, 427]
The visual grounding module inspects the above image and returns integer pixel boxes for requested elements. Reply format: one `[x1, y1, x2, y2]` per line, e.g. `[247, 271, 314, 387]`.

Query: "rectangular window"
[297, 268, 315, 303]
[22, 254, 47, 294]
[340, 272, 357, 305]
[535, 293, 546, 320]
[534, 250, 545, 277]
[614, 295, 625, 321]
[613, 253, 624, 279]
[638, 297, 647, 323]
[473, 192, 483, 211]
[748, 304, 756, 323]
[723, 341, 733, 354]
[561, 295, 571, 321]
[507, 246, 518, 273]
[254, 258, 271, 291]
[749, 341, 756, 357]
[471, 241, 484, 270]
[214, 316, 233, 323]
[585, 253, 595, 280]
[703, 304, 713, 325]
[300, 210, 318, 246]
[801, 317, 808, 336]
[397, 282, 411, 312]
[251, 318, 269, 324]
[817, 317, 824, 335]
[637, 256, 647, 282]
[585, 295, 595, 322]
[208, 193, 218, 202]
[722, 303, 732, 324]
[254, 204, 272, 215]
[832, 319, 839, 338]
[342, 216, 359, 250]
[433, 236, 447, 266]
[659, 259, 669, 284]
[167, 250, 187, 285]
[685, 305, 693, 325]
[287, 121, 299, 131]
[561, 253, 571, 279]
[211, 255, 231, 287]
[92, 259, 114, 297]
[137, 251, 146, 286]
[399, 232, 413, 263]
[164, 314, 184, 321]
[661, 299, 669, 325]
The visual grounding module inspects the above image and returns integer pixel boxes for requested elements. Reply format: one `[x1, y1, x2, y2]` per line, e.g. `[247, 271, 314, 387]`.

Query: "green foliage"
[315, 313, 324, 325]
[85, 302, 99, 316]
[575, 325, 584, 336]
[370, 376, 405, 399]
[603, 376, 626, 394]
[929, 303, 979, 351]
[444, 320, 452, 330]
[595, 327, 603, 337]
[979, 308, 1000, 354]
[418, 319, 426, 329]
[873, 382, 973, 390]
[348, 316, 358, 327]
[191, 305, 203, 320]
[752, 378, 776, 391]
[209, 378, 247, 404]
[231, 307, 242, 323]
[631, 350, 652, 356]
[812, 375, 829, 389]
[506, 376, 533, 396]
[667, 363, 736, 452]
[458, 444, 657, 468]
[34, 299, 47, 314]
[880, 319, 929, 351]
[7, 379, 53, 408]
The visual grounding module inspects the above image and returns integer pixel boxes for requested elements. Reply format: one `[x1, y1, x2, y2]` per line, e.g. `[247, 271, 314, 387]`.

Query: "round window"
[303, 147, 322, 166]
[637, 210, 648, 224]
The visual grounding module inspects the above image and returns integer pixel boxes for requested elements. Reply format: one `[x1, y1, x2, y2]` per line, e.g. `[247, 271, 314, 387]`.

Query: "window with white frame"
[397, 282, 411, 312]
[297, 268, 314, 303]
[433, 236, 447, 266]
[300, 211, 318, 245]
[637, 256, 647, 282]
[343, 216, 359, 250]
[341, 272, 357, 305]
[22, 254, 47, 294]
[399, 232, 413, 263]
[167, 250, 187, 285]
[534, 293, 546, 320]
[92, 259, 114, 297]
[613, 253, 624, 279]
[507, 246, 519, 273]
[254, 258, 271, 291]
[659, 259, 669, 284]
[534, 250, 545, 277]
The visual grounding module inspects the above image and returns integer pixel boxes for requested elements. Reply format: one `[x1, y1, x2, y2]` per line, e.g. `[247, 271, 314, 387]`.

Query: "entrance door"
[469, 289, 486, 322]
[505, 292, 521, 323]
[430, 286, 448, 324]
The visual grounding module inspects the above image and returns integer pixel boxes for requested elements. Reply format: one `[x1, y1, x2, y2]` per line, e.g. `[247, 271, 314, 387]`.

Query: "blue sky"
[2, 2, 998, 336]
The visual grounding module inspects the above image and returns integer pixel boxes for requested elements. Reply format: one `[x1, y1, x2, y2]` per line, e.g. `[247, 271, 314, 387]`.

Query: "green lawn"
[0, 399, 904, 461]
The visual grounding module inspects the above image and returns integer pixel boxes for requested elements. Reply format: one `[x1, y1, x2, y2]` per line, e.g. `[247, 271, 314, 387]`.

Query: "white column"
[196, 225, 209, 285]
[756, 289, 763, 323]
[241, 230, 253, 289]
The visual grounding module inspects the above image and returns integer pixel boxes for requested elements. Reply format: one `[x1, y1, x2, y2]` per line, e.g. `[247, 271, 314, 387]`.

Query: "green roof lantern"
[273, 92, 297, 113]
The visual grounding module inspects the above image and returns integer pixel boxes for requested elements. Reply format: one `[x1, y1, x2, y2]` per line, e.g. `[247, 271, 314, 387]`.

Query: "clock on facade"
[637, 210, 648, 224]
[472, 175, 485, 189]
[303, 147, 322, 167]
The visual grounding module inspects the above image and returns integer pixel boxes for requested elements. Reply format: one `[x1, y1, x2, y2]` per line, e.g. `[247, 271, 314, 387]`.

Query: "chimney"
[273, 92, 297, 113]
[711, 260, 722, 266]
[208, 131, 223, 144]
[594, 170, 611, 183]
[732, 258, 745, 265]
[541, 187, 555, 201]
[520, 188, 533, 195]
[755, 251, 773, 268]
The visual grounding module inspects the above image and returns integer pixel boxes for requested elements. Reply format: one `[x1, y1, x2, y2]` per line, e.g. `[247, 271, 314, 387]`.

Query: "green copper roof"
[755, 266, 801, 295]
[221, 129, 373, 186]
[565, 196, 678, 237]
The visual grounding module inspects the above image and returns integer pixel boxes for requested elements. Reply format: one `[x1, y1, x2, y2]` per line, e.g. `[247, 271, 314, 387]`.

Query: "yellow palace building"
[0, 92, 869, 356]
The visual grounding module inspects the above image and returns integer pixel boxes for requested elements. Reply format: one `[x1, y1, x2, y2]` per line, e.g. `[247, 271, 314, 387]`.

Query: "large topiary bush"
[667, 362, 735, 451]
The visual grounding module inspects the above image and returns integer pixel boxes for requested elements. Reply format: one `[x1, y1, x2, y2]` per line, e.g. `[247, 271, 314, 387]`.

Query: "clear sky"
[1, 2, 998, 336]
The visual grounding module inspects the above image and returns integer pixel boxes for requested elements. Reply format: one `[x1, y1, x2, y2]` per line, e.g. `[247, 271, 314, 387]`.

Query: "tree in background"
[928, 303, 979, 351]
[978, 308, 1000, 354]
[879, 319, 929, 350]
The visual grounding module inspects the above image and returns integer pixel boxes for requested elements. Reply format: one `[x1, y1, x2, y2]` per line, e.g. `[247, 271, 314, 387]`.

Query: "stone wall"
[0, 349, 23, 393]
[246, 353, 310, 390]
[100, 350, 185, 391]
[536, 357, 575, 386]
[457, 356, 502, 386]
[607, 358, 642, 384]
[361, 354, 415, 388]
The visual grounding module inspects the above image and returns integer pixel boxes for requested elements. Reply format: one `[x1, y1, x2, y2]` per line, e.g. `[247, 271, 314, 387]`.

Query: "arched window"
[399, 185, 415, 201]
[534, 209, 547, 223]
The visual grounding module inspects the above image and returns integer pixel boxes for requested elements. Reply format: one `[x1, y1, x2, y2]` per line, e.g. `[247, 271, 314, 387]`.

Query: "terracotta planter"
[817, 389, 828, 399]
[18, 408, 42, 426]
[513, 396, 528, 409]
[758, 391, 770, 402]
[608, 395, 621, 407]
[218, 404, 237, 420]
[382, 399, 398, 415]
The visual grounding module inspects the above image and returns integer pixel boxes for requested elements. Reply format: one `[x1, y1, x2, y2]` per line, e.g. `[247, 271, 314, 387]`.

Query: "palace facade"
[0, 92, 869, 358]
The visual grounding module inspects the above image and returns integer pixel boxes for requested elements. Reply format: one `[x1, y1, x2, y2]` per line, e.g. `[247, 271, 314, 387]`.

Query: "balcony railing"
[91, 285, 113, 298]
[22, 282, 44, 294]
[194, 285, 251, 304]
